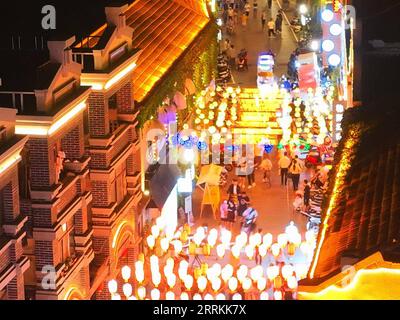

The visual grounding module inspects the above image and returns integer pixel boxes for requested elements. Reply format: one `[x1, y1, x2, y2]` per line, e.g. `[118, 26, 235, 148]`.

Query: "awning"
[148, 164, 182, 209]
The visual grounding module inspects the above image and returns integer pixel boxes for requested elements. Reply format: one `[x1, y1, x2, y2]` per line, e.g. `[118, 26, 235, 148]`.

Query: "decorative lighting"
[121, 266, 131, 282]
[108, 280, 118, 294]
[321, 9, 334, 22]
[216, 293, 226, 300]
[260, 291, 269, 300]
[330, 23, 342, 36]
[122, 283, 132, 298]
[245, 245, 254, 259]
[180, 292, 189, 300]
[310, 40, 320, 51]
[193, 293, 202, 300]
[242, 277, 252, 291]
[137, 286, 146, 300]
[151, 288, 160, 300]
[146, 235, 155, 249]
[197, 276, 207, 292]
[322, 40, 334, 52]
[228, 277, 238, 292]
[274, 291, 283, 300]
[204, 294, 214, 300]
[328, 54, 341, 66]
[211, 278, 222, 292]
[165, 291, 175, 300]
[257, 277, 267, 291]
[232, 293, 242, 300]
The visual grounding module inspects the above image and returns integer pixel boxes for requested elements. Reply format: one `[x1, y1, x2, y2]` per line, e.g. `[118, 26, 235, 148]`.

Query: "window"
[60, 223, 76, 264]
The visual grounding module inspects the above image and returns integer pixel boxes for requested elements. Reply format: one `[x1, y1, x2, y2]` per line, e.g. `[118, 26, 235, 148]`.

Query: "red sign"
[298, 64, 318, 92]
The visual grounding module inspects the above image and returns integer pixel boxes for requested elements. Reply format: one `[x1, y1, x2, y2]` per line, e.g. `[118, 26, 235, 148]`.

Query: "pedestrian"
[220, 200, 229, 228]
[288, 155, 303, 191]
[267, 18, 276, 37]
[246, 159, 256, 189]
[221, 39, 230, 55]
[267, 0, 272, 9]
[244, 1, 251, 16]
[261, 11, 267, 30]
[260, 156, 273, 186]
[303, 179, 311, 210]
[227, 178, 241, 204]
[227, 44, 236, 66]
[275, 10, 283, 34]
[228, 6, 234, 21]
[278, 152, 291, 186]
[242, 204, 258, 235]
[236, 158, 247, 189]
[226, 197, 237, 230]
[237, 191, 250, 217]
[255, 228, 263, 265]
[241, 11, 248, 26]
[253, 0, 258, 11]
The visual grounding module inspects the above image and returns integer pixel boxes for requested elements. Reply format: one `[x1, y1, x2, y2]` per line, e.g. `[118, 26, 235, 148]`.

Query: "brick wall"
[6, 274, 24, 300]
[89, 152, 109, 170]
[88, 92, 109, 137]
[116, 81, 134, 114]
[61, 122, 85, 160]
[91, 181, 110, 207]
[0, 248, 11, 272]
[2, 174, 19, 223]
[34, 240, 55, 271]
[32, 207, 53, 228]
[28, 138, 53, 189]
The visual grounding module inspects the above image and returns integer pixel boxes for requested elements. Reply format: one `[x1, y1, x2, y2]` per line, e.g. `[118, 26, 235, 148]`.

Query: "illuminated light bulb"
[197, 276, 207, 292]
[173, 240, 183, 255]
[228, 277, 238, 292]
[267, 265, 279, 281]
[179, 260, 188, 271]
[111, 293, 121, 300]
[128, 296, 137, 300]
[160, 238, 170, 252]
[150, 255, 159, 267]
[163, 264, 172, 277]
[122, 283, 133, 298]
[250, 266, 264, 282]
[282, 264, 294, 280]
[208, 233, 218, 248]
[151, 225, 160, 239]
[257, 277, 267, 291]
[221, 264, 234, 282]
[184, 275, 194, 290]
[237, 266, 248, 283]
[167, 274, 176, 288]
[232, 293, 242, 300]
[287, 275, 298, 290]
[328, 54, 341, 67]
[135, 268, 144, 284]
[321, 8, 333, 22]
[216, 244, 225, 258]
[242, 277, 252, 291]
[152, 273, 161, 288]
[231, 245, 241, 259]
[108, 279, 118, 294]
[260, 291, 269, 300]
[180, 292, 189, 300]
[322, 39, 334, 52]
[204, 294, 214, 300]
[211, 277, 221, 292]
[193, 293, 202, 300]
[137, 286, 146, 300]
[262, 233, 273, 248]
[208, 126, 217, 134]
[245, 245, 254, 259]
[216, 293, 225, 300]
[277, 234, 288, 248]
[121, 266, 131, 282]
[294, 263, 308, 280]
[271, 243, 281, 257]
[166, 291, 175, 300]
[166, 257, 174, 268]
[274, 290, 283, 300]
[147, 232, 159, 250]
[305, 230, 316, 244]
[259, 244, 267, 257]
[151, 288, 160, 300]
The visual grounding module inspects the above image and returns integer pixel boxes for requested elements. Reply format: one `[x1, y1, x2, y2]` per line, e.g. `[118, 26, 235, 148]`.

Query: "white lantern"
[221, 264, 234, 282]
[180, 292, 189, 300]
[151, 288, 160, 300]
[173, 240, 183, 255]
[184, 275, 194, 290]
[237, 266, 248, 283]
[281, 264, 294, 280]
[146, 235, 156, 249]
[259, 244, 268, 257]
[108, 279, 118, 294]
[245, 245, 254, 259]
[216, 293, 226, 300]
[267, 265, 279, 281]
[212, 263, 222, 278]
[232, 293, 242, 300]
[257, 277, 267, 291]
[160, 238, 170, 252]
[166, 291, 175, 300]
[151, 225, 160, 238]
[197, 276, 207, 292]
[204, 293, 214, 300]
[287, 275, 298, 290]
[242, 277, 252, 291]
[231, 245, 241, 259]
[167, 274, 177, 288]
[260, 291, 269, 300]
[137, 286, 146, 300]
[211, 277, 222, 292]
[216, 244, 225, 258]
[271, 243, 281, 257]
[122, 283, 133, 298]
[274, 291, 283, 300]
[277, 234, 288, 248]
[150, 255, 159, 267]
[111, 293, 121, 300]
[152, 272, 161, 287]
[262, 233, 273, 248]
[193, 293, 202, 300]
[250, 265, 264, 282]
[228, 277, 238, 292]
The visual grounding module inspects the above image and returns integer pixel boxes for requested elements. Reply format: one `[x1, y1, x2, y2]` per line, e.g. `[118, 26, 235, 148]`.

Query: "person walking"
[246, 159, 256, 189]
[227, 178, 241, 203]
[241, 11, 248, 27]
[278, 152, 291, 186]
[303, 179, 311, 210]
[261, 11, 267, 30]
[237, 191, 250, 217]
[288, 156, 303, 191]
[227, 44, 236, 67]
[267, 18, 276, 37]
[226, 197, 237, 230]
[275, 10, 283, 34]
[244, 1, 251, 16]
[260, 156, 273, 186]
[220, 200, 229, 228]
[267, 0, 272, 9]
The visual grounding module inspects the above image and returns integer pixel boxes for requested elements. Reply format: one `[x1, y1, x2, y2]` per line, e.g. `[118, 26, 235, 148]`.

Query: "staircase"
[233, 88, 283, 145]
